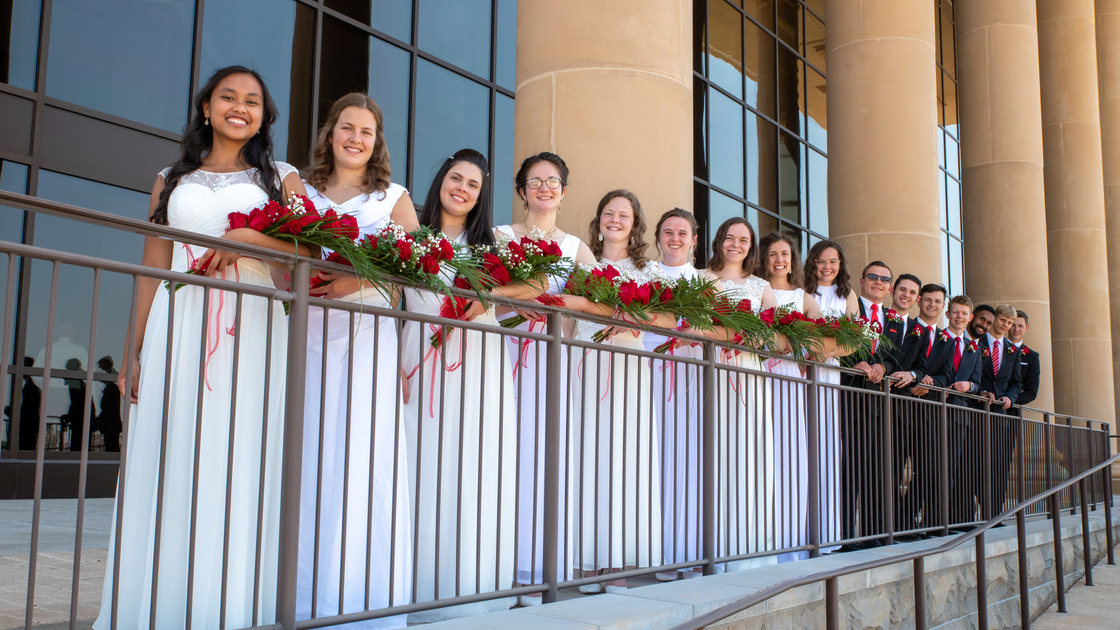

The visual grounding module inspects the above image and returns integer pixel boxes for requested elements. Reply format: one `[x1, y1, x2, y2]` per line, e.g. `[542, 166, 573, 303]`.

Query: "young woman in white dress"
[804, 240, 858, 554]
[757, 232, 824, 564]
[95, 67, 312, 630]
[496, 152, 596, 605]
[645, 209, 704, 582]
[557, 190, 675, 592]
[699, 218, 780, 571]
[296, 93, 418, 629]
[401, 149, 542, 621]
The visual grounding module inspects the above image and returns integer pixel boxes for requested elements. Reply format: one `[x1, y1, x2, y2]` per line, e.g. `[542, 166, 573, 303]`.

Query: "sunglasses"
[864, 273, 892, 284]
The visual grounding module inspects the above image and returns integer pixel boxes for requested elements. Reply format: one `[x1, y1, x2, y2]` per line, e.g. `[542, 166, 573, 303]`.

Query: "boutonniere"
[938, 330, 951, 343]
[886, 308, 904, 323]
[981, 347, 990, 357]
[968, 341, 979, 353]
[1022, 346, 1031, 356]
[1006, 344, 1018, 355]
[910, 323, 924, 338]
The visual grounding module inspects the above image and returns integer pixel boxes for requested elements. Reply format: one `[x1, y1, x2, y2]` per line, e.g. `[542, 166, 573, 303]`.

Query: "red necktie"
[992, 340, 1001, 375]
[953, 337, 962, 371]
[870, 303, 880, 352]
[926, 328, 934, 358]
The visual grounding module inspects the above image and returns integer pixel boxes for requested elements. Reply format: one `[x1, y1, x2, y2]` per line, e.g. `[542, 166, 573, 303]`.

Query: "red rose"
[247, 208, 272, 232]
[758, 308, 776, 325]
[544, 240, 562, 256]
[395, 239, 413, 261]
[659, 287, 674, 303]
[618, 280, 640, 305]
[324, 251, 352, 266]
[506, 240, 525, 264]
[635, 283, 653, 305]
[418, 254, 440, 274]
[331, 214, 360, 240]
[454, 276, 472, 290]
[440, 238, 455, 259]
[737, 299, 752, 313]
[482, 253, 504, 274]
[490, 265, 512, 285]
[227, 212, 249, 230]
[779, 311, 803, 326]
[261, 199, 287, 223]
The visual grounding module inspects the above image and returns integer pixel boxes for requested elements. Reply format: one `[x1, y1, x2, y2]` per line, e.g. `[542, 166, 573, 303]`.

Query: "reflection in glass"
[369, 37, 412, 187]
[936, 70, 943, 127]
[709, 0, 743, 99]
[778, 131, 805, 226]
[943, 72, 957, 138]
[370, 0, 413, 43]
[319, 15, 370, 131]
[749, 112, 778, 213]
[709, 188, 744, 236]
[710, 89, 744, 197]
[2, 0, 40, 90]
[945, 135, 960, 179]
[695, 77, 709, 181]
[325, 0, 370, 25]
[948, 236, 963, 297]
[946, 177, 961, 236]
[494, 95, 515, 226]
[939, 171, 948, 231]
[751, 206, 778, 237]
[0, 161, 28, 367]
[775, 0, 801, 51]
[939, 10, 955, 78]
[744, 16, 776, 118]
[496, 0, 518, 89]
[941, 234, 950, 296]
[202, 0, 315, 165]
[808, 148, 827, 235]
[804, 9, 825, 73]
[412, 59, 489, 203]
[804, 0, 824, 21]
[777, 45, 804, 136]
[418, 0, 491, 78]
[806, 68, 826, 150]
[46, 0, 194, 132]
[743, 0, 775, 31]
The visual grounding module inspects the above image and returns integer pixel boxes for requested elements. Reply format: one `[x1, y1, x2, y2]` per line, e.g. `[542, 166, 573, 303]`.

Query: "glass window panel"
[780, 222, 804, 255]
[808, 147, 827, 235]
[750, 206, 779, 237]
[943, 73, 958, 138]
[777, 45, 804, 136]
[775, 0, 801, 51]
[936, 70, 944, 127]
[940, 9, 956, 77]
[0, 162, 28, 366]
[46, 0, 194, 132]
[417, 0, 491, 78]
[369, 37, 412, 187]
[743, 0, 775, 31]
[493, 94, 515, 227]
[939, 171, 948, 230]
[947, 177, 962, 237]
[411, 59, 489, 203]
[804, 7, 825, 73]
[370, 0, 413, 42]
[948, 236, 964, 296]
[803, 0, 824, 22]
[941, 232, 951, 294]
[709, 0, 743, 99]
[694, 181, 711, 261]
[806, 68, 826, 151]
[709, 88, 744, 197]
[778, 131, 805, 226]
[2, 0, 40, 90]
[748, 112, 778, 213]
[934, 4, 942, 74]
[496, 0, 517, 89]
[318, 15, 371, 131]
[945, 134, 960, 179]
[709, 188, 744, 234]
[744, 16, 776, 118]
[938, 129, 946, 169]
[325, 0, 370, 24]
[694, 77, 709, 181]
[695, 3, 707, 75]
[202, 0, 316, 165]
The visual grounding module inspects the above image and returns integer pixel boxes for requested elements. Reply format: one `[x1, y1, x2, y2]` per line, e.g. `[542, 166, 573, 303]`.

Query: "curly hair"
[307, 92, 392, 195]
[804, 239, 853, 299]
[758, 231, 804, 288]
[654, 208, 699, 260]
[706, 217, 759, 276]
[588, 189, 650, 269]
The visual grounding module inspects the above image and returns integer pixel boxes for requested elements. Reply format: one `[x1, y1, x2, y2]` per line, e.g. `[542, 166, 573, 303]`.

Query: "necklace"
[527, 221, 557, 241]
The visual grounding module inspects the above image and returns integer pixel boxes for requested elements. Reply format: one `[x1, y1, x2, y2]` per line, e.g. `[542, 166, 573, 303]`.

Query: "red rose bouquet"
[353, 223, 483, 297]
[808, 314, 883, 361]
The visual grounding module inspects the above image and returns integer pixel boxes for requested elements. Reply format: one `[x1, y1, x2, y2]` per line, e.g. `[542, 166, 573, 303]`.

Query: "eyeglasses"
[865, 273, 892, 284]
[525, 177, 563, 190]
[815, 258, 840, 266]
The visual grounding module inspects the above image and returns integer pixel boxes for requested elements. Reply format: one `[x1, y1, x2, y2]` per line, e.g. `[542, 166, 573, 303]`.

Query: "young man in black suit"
[1007, 310, 1040, 407]
[968, 304, 995, 343]
[839, 260, 907, 547]
[978, 304, 1023, 518]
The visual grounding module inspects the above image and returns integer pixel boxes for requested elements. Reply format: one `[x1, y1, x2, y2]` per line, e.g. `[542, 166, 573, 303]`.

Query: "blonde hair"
[308, 92, 391, 194]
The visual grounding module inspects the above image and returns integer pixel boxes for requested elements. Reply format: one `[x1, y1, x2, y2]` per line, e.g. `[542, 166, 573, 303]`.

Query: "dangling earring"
[557, 204, 562, 216]
[598, 233, 604, 242]
[204, 117, 209, 126]
[689, 246, 695, 259]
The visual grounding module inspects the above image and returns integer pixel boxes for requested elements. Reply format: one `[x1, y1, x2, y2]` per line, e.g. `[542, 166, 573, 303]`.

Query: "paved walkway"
[1033, 560, 1120, 629]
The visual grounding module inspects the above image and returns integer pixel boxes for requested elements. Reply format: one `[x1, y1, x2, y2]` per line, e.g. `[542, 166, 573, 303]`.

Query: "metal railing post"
[276, 259, 311, 630]
[542, 312, 563, 603]
[806, 363, 820, 558]
[1105, 428, 1115, 566]
[983, 402, 994, 521]
[976, 531, 988, 630]
[1079, 478, 1093, 587]
[881, 378, 894, 545]
[939, 390, 950, 535]
[825, 577, 839, 630]
[914, 556, 927, 630]
[1017, 510, 1030, 629]
[702, 341, 717, 576]
[1044, 413, 1066, 613]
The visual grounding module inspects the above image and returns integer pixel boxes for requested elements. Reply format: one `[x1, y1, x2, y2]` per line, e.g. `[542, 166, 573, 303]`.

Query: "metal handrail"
[672, 450, 1120, 630]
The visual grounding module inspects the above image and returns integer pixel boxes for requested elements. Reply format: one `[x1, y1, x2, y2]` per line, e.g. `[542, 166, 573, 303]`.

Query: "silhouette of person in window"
[17, 357, 41, 451]
[96, 356, 122, 452]
[60, 357, 95, 451]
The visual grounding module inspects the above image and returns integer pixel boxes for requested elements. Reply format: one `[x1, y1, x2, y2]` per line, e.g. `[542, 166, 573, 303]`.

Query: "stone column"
[824, 0, 942, 287]
[512, 0, 692, 242]
[956, 1, 1054, 411]
[1096, 0, 1120, 424]
[1037, 0, 1116, 423]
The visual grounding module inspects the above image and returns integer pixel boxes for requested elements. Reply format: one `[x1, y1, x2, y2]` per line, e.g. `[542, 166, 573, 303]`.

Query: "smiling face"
[970, 310, 994, 338]
[947, 303, 973, 334]
[993, 312, 1014, 337]
[1008, 316, 1029, 344]
[202, 73, 265, 142]
[860, 265, 893, 303]
[765, 239, 793, 280]
[439, 161, 484, 220]
[813, 247, 841, 286]
[721, 222, 752, 266]
[330, 106, 377, 172]
[599, 196, 635, 245]
[893, 278, 920, 312]
[919, 290, 945, 323]
[659, 216, 696, 264]
[520, 161, 565, 213]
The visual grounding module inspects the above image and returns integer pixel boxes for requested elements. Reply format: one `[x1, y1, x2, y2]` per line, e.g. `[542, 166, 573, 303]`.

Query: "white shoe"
[578, 582, 603, 594]
[605, 584, 628, 593]
[655, 570, 679, 582]
[519, 594, 542, 607]
[681, 569, 703, 579]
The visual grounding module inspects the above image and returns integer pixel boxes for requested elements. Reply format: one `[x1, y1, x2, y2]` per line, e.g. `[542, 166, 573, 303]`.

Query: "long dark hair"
[307, 92, 391, 194]
[804, 239, 853, 299]
[588, 189, 650, 269]
[758, 231, 805, 288]
[707, 217, 759, 276]
[418, 149, 495, 248]
[152, 66, 282, 225]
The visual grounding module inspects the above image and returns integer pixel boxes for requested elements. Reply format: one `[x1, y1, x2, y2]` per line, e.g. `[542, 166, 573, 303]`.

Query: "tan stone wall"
[824, 0, 942, 297]
[957, 0, 1055, 411]
[512, 0, 693, 250]
[1038, 0, 1117, 425]
[1097, 0, 1120, 427]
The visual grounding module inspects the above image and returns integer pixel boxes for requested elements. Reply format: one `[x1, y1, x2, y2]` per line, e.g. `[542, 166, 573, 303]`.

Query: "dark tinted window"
[1, 0, 41, 90]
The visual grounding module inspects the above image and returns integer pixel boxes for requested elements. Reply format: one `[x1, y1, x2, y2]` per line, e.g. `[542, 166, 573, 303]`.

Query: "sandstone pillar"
[1038, 0, 1116, 423]
[1096, 0, 1120, 425]
[824, 0, 942, 287]
[512, 0, 692, 242]
[956, 1, 1054, 411]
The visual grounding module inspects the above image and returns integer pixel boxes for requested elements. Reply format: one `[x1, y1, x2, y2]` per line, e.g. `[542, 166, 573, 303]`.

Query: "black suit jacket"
[1013, 344, 1040, 406]
[896, 316, 930, 377]
[932, 334, 984, 406]
[841, 299, 907, 391]
[978, 335, 1022, 403]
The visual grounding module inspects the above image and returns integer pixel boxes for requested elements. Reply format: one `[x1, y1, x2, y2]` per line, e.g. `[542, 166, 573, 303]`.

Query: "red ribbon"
[406, 323, 465, 418]
[195, 242, 239, 392]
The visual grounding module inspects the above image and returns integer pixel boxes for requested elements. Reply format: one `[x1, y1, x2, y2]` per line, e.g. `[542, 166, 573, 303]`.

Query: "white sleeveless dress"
[95, 165, 293, 629]
[717, 275, 777, 572]
[811, 286, 846, 553]
[767, 287, 809, 563]
[296, 184, 412, 628]
[400, 232, 517, 621]
[570, 257, 662, 572]
[643, 263, 702, 567]
[494, 225, 577, 585]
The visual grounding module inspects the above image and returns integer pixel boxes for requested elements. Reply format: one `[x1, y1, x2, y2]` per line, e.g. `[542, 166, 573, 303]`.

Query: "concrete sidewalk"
[1033, 561, 1120, 629]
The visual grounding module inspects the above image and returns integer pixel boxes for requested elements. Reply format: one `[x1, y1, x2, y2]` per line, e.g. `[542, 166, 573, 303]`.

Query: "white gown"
[644, 263, 702, 566]
[571, 257, 662, 571]
[494, 225, 577, 585]
[297, 184, 412, 628]
[717, 276, 777, 572]
[94, 165, 292, 629]
[811, 286, 846, 553]
[400, 232, 517, 622]
[767, 287, 809, 563]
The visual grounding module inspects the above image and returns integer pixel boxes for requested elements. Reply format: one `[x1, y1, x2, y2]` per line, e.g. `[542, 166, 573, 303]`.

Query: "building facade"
[1, 0, 1117, 467]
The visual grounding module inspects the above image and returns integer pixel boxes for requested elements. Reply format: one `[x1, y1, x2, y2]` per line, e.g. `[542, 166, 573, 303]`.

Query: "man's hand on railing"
[889, 371, 914, 388]
[997, 396, 1013, 410]
[853, 360, 885, 383]
[910, 374, 935, 397]
[950, 381, 972, 393]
